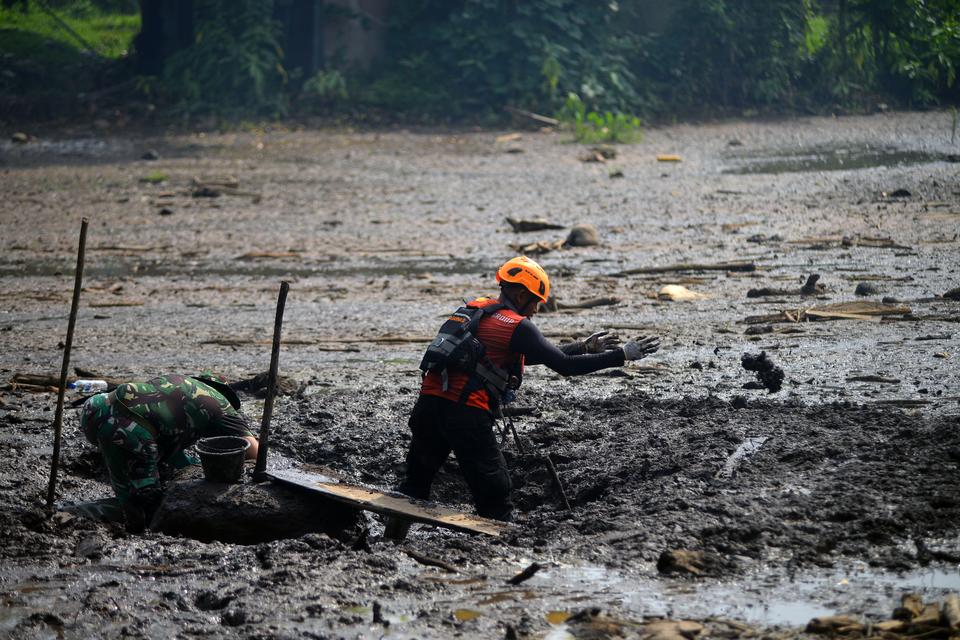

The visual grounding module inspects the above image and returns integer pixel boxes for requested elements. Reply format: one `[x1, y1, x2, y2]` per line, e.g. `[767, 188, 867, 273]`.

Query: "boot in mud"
[383, 516, 411, 542]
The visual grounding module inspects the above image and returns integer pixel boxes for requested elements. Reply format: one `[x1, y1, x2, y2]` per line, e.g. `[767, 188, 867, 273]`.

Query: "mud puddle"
[724, 146, 955, 174]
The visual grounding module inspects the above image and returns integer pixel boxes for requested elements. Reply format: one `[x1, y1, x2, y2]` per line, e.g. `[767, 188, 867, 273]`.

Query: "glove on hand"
[582, 330, 621, 354]
[622, 335, 661, 361]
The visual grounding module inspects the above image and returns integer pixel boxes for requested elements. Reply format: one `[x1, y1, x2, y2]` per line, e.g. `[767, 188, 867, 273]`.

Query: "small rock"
[158, 207, 174, 216]
[504, 146, 524, 154]
[141, 149, 160, 161]
[754, 233, 783, 243]
[886, 188, 911, 198]
[728, 139, 743, 146]
[192, 186, 221, 198]
[565, 224, 599, 247]
[196, 590, 233, 611]
[689, 361, 703, 370]
[221, 607, 247, 626]
[11, 132, 29, 144]
[855, 282, 880, 296]
[608, 168, 624, 179]
[882, 296, 900, 304]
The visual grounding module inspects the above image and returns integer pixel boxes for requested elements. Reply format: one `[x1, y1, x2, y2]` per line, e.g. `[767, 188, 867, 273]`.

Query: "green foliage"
[162, 0, 286, 117]
[0, 4, 137, 104]
[558, 93, 643, 144]
[636, 0, 810, 110]
[139, 171, 168, 184]
[368, 0, 640, 117]
[800, 0, 960, 107]
[0, 5, 139, 59]
[301, 69, 348, 108]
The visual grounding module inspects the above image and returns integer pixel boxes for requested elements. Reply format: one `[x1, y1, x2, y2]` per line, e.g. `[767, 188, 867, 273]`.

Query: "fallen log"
[548, 296, 621, 311]
[236, 251, 301, 260]
[744, 301, 912, 325]
[748, 274, 823, 298]
[613, 261, 755, 276]
[505, 217, 564, 232]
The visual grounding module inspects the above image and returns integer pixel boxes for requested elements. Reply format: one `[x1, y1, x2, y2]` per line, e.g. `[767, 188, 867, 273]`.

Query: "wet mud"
[1, 111, 959, 638]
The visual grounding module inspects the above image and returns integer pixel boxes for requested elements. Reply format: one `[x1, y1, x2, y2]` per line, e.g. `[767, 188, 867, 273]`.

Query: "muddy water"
[1, 111, 959, 638]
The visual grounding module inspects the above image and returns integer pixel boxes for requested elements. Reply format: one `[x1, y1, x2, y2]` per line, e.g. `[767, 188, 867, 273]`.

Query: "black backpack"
[419, 303, 511, 401]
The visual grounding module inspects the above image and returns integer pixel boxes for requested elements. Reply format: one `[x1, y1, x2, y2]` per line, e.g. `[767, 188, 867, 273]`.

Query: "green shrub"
[558, 93, 643, 144]
[162, 0, 286, 117]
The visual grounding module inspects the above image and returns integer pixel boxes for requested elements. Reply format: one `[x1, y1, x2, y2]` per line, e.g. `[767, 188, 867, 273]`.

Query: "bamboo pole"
[253, 281, 290, 482]
[46, 218, 89, 509]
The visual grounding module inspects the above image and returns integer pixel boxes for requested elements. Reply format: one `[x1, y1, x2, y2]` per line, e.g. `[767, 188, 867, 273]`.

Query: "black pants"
[398, 394, 513, 521]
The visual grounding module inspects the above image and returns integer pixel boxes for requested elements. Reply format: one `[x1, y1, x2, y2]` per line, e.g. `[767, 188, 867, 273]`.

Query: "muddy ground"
[1, 111, 959, 639]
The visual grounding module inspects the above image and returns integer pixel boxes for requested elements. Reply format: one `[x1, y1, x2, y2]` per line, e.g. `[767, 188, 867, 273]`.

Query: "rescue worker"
[80, 373, 258, 533]
[389, 256, 660, 536]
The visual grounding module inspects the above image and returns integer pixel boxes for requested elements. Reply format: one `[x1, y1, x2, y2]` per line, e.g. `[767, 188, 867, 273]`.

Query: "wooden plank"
[268, 469, 508, 537]
[612, 260, 755, 276]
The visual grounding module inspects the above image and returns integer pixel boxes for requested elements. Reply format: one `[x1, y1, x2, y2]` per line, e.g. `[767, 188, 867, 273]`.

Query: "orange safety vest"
[420, 297, 525, 412]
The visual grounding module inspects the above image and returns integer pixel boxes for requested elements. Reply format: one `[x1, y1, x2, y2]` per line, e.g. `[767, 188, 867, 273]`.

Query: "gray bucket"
[196, 436, 250, 483]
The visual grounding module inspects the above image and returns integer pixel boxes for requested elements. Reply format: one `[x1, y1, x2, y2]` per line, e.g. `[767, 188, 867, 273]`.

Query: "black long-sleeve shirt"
[509, 319, 625, 376]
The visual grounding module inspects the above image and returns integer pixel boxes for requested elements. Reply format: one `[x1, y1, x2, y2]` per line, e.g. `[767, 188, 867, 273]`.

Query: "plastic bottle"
[68, 379, 109, 394]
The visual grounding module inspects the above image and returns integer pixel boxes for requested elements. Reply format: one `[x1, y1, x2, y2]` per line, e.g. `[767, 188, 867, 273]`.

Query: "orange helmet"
[496, 256, 550, 303]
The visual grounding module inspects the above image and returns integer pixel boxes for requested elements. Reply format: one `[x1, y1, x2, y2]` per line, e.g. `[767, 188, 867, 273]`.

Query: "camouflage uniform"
[80, 374, 253, 505]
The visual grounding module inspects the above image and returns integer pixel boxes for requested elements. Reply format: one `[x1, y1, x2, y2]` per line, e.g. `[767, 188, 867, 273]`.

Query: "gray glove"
[622, 335, 661, 361]
[582, 330, 621, 354]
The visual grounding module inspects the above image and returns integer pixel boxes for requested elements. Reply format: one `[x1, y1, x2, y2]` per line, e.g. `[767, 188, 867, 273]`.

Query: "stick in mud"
[544, 454, 572, 511]
[46, 217, 88, 509]
[403, 548, 460, 574]
[253, 280, 290, 482]
[506, 562, 542, 585]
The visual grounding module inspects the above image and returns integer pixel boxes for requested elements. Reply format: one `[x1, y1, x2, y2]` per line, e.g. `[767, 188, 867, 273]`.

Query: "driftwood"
[506, 562, 542, 585]
[505, 217, 564, 232]
[744, 301, 912, 325]
[508, 239, 564, 255]
[613, 261, 755, 276]
[846, 375, 900, 384]
[89, 299, 145, 308]
[503, 105, 559, 126]
[807, 593, 960, 638]
[747, 274, 824, 298]
[236, 251, 301, 260]
[403, 548, 459, 574]
[9, 371, 123, 391]
[541, 296, 621, 312]
[789, 235, 911, 250]
[580, 145, 617, 163]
